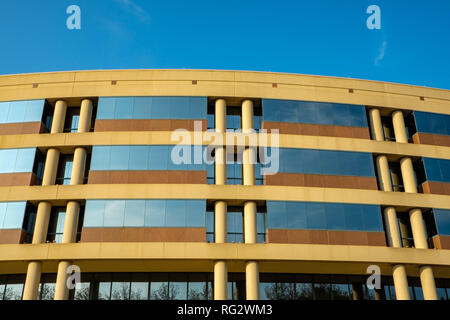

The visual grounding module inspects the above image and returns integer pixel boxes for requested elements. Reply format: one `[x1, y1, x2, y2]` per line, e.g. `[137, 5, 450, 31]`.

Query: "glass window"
[320, 151, 342, 175]
[165, 200, 186, 227]
[170, 281, 188, 300]
[362, 205, 383, 232]
[325, 203, 346, 230]
[129, 146, 149, 170]
[414, 111, 450, 136]
[133, 97, 151, 119]
[3, 284, 23, 300]
[24, 100, 45, 122]
[103, 200, 125, 227]
[0, 149, 17, 173]
[150, 97, 170, 119]
[0, 203, 6, 229]
[114, 97, 133, 119]
[150, 281, 170, 300]
[267, 201, 287, 229]
[110, 146, 130, 170]
[83, 200, 105, 228]
[111, 282, 130, 300]
[286, 202, 307, 229]
[47, 208, 65, 243]
[123, 200, 145, 227]
[98, 282, 111, 300]
[14, 148, 36, 173]
[97, 98, 116, 120]
[434, 209, 450, 235]
[423, 158, 442, 181]
[306, 202, 326, 230]
[262, 99, 281, 122]
[2, 202, 26, 229]
[186, 200, 205, 227]
[0, 102, 9, 123]
[130, 281, 149, 300]
[145, 200, 166, 227]
[74, 282, 91, 300]
[148, 146, 169, 170]
[7, 101, 26, 123]
[90, 146, 111, 171]
[344, 204, 364, 231]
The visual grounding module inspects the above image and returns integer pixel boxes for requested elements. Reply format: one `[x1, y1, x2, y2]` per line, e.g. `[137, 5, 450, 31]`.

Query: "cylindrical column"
[214, 261, 228, 300]
[384, 207, 402, 248]
[22, 261, 42, 300]
[392, 264, 410, 300]
[62, 201, 80, 244]
[400, 157, 418, 193]
[70, 147, 87, 185]
[419, 266, 438, 300]
[54, 261, 71, 300]
[32, 201, 52, 244]
[215, 201, 227, 244]
[41, 148, 60, 186]
[368, 108, 384, 141]
[242, 99, 256, 186]
[51, 100, 68, 134]
[392, 111, 408, 143]
[409, 208, 429, 249]
[215, 99, 226, 185]
[245, 261, 260, 300]
[244, 201, 257, 244]
[241, 100, 254, 133]
[376, 155, 393, 192]
[78, 99, 93, 133]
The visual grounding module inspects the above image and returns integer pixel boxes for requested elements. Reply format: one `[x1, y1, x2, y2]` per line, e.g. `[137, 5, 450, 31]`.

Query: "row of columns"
[22, 99, 93, 300]
[369, 108, 438, 300]
[213, 99, 260, 300]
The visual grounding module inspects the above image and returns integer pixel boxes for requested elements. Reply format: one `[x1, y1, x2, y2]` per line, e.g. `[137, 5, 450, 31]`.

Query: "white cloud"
[114, 0, 150, 23]
[375, 41, 387, 66]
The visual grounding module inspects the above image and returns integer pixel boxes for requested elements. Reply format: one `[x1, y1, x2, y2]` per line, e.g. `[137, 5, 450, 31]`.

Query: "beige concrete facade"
[0, 70, 449, 301]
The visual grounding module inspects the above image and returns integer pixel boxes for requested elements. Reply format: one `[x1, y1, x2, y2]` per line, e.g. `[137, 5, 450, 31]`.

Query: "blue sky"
[0, 0, 449, 89]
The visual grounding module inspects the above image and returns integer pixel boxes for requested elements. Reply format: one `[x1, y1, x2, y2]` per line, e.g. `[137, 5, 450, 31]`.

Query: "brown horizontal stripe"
[432, 235, 450, 250]
[0, 229, 26, 244]
[265, 173, 378, 190]
[413, 132, 450, 147]
[0, 173, 38, 186]
[420, 181, 450, 195]
[80, 227, 206, 242]
[262, 121, 370, 139]
[0, 122, 46, 135]
[94, 119, 207, 132]
[266, 229, 386, 246]
[88, 170, 206, 184]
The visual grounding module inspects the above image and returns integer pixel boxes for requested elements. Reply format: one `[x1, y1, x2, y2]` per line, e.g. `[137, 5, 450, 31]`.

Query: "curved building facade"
[0, 70, 449, 300]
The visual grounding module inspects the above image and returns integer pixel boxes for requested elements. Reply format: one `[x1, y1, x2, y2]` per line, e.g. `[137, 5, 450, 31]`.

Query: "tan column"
[384, 207, 402, 248]
[22, 261, 42, 300]
[215, 99, 226, 185]
[419, 266, 438, 300]
[41, 148, 60, 186]
[78, 99, 93, 133]
[392, 111, 408, 143]
[400, 157, 418, 193]
[70, 147, 87, 185]
[214, 99, 228, 300]
[392, 265, 410, 300]
[241, 100, 254, 133]
[409, 208, 429, 249]
[32, 201, 52, 244]
[62, 201, 80, 244]
[214, 261, 228, 300]
[215, 201, 227, 244]
[51, 100, 68, 134]
[245, 261, 260, 300]
[376, 155, 392, 192]
[368, 108, 384, 141]
[244, 201, 257, 244]
[54, 261, 71, 300]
